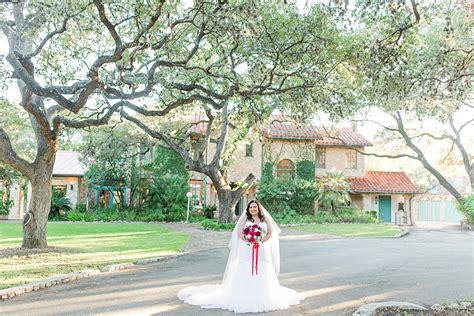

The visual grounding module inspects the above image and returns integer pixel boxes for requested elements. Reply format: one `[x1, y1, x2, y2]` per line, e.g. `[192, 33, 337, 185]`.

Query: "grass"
[0, 221, 189, 290]
[289, 223, 402, 237]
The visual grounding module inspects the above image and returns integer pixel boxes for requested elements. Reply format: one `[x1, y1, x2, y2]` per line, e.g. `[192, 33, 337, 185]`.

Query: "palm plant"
[316, 171, 350, 214]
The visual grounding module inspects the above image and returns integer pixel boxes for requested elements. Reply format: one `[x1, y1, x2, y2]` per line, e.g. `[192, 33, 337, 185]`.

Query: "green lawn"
[0, 222, 189, 290]
[289, 223, 402, 237]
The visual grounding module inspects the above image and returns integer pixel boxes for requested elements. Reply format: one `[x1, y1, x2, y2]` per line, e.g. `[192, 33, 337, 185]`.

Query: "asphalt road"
[1, 225, 473, 316]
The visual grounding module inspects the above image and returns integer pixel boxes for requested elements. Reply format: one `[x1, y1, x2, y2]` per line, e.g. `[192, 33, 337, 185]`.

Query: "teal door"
[379, 195, 392, 223]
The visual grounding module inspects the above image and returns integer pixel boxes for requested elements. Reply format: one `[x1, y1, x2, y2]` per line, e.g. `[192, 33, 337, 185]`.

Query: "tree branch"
[0, 127, 33, 178]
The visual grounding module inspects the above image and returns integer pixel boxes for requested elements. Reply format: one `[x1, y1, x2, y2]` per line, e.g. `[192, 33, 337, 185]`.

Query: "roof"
[268, 115, 371, 145]
[348, 171, 421, 194]
[53, 151, 86, 177]
[268, 115, 323, 140]
[314, 127, 372, 146]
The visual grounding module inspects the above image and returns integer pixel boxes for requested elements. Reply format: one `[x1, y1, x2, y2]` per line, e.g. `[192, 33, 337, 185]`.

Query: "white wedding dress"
[178, 219, 304, 313]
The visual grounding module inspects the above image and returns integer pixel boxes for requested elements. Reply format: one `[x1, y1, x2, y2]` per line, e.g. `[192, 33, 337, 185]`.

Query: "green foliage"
[272, 208, 377, 225]
[147, 146, 188, 178]
[200, 219, 235, 231]
[355, 2, 471, 117]
[257, 178, 317, 215]
[49, 190, 72, 220]
[146, 174, 189, 222]
[202, 204, 216, 219]
[261, 162, 275, 183]
[0, 99, 36, 160]
[296, 160, 315, 181]
[81, 124, 149, 207]
[65, 211, 93, 222]
[458, 195, 474, 225]
[315, 171, 350, 213]
[0, 192, 13, 216]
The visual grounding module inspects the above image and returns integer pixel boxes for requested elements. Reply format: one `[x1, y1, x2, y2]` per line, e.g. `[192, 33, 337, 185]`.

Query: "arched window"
[276, 159, 295, 180]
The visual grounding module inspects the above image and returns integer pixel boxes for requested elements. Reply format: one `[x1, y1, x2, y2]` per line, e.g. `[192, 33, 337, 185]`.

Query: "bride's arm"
[262, 226, 272, 243]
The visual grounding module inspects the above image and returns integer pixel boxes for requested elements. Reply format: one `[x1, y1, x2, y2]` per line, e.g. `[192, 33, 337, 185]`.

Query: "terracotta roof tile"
[268, 115, 323, 140]
[268, 115, 371, 145]
[348, 171, 420, 194]
[314, 127, 372, 146]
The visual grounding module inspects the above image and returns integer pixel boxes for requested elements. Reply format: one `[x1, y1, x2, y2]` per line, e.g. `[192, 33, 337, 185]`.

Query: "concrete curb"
[353, 301, 427, 316]
[0, 253, 183, 301]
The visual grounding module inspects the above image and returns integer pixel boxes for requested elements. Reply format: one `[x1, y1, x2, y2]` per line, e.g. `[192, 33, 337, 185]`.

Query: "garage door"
[444, 200, 463, 222]
[417, 199, 464, 223]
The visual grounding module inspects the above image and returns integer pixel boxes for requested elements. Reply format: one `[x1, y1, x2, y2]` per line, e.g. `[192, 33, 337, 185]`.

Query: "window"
[190, 184, 202, 208]
[276, 159, 295, 180]
[245, 143, 253, 157]
[52, 185, 67, 194]
[191, 141, 202, 160]
[345, 149, 357, 169]
[315, 147, 326, 168]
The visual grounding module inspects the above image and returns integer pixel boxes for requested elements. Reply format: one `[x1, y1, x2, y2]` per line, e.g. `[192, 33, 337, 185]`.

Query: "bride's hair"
[245, 199, 265, 222]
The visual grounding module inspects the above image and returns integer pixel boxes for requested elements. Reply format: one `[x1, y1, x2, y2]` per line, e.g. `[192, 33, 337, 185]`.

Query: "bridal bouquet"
[243, 223, 264, 275]
[243, 224, 264, 246]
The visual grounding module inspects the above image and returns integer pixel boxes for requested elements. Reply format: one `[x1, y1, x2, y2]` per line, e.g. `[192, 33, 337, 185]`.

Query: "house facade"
[4, 151, 88, 220]
[188, 115, 422, 223]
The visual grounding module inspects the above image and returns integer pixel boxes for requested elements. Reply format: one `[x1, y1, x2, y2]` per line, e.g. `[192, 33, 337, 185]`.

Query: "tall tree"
[120, 2, 363, 223]
[0, 0, 189, 248]
[328, 1, 473, 208]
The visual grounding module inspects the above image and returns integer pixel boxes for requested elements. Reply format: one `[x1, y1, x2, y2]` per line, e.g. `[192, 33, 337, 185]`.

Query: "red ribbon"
[251, 243, 259, 275]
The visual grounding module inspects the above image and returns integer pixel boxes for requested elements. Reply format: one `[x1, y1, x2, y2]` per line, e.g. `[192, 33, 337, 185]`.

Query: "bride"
[178, 199, 304, 313]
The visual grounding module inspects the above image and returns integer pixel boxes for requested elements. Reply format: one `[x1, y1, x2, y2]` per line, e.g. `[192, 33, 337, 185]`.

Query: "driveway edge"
[0, 253, 184, 301]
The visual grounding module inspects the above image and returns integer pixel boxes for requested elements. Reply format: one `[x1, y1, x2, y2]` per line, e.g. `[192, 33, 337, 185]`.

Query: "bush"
[458, 194, 474, 225]
[147, 174, 188, 222]
[49, 190, 72, 220]
[201, 219, 235, 231]
[336, 208, 378, 223]
[257, 179, 317, 215]
[203, 204, 216, 219]
[66, 211, 93, 222]
[0, 194, 13, 216]
[75, 203, 87, 212]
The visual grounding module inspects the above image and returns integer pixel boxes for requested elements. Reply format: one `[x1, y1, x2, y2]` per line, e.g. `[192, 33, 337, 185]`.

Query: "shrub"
[66, 211, 93, 222]
[336, 208, 378, 223]
[257, 179, 317, 215]
[0, 191, 13, 216]
[458, 194, 474, 225]
[49, 190, 72, 219]
[203, 204, 217, 219]
[147, 174, 188, 222]
[201, 219, 235, 231]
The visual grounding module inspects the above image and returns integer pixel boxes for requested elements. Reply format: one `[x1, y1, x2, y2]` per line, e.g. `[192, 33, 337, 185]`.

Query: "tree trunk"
[22, 163, 54, 249]
[313, 198, 319, 216]
[216, 189, 238, 223]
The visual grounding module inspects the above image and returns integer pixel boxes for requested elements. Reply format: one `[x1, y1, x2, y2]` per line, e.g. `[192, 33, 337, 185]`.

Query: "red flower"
[255, 232, 261, 236]
[243, 227, 250, 234]
[249, 237, 255, 243]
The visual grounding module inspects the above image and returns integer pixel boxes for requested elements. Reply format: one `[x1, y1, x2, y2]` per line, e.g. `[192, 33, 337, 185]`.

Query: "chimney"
[351, 122, 357, 132]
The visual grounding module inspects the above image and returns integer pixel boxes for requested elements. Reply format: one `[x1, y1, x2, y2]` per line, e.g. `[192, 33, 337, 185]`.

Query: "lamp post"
[186, 191, 192, 223]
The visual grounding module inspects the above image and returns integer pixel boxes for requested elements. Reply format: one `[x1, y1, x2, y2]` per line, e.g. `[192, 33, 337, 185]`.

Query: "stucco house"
[4, 151, 87, 220]
[187, 115, 421, 223]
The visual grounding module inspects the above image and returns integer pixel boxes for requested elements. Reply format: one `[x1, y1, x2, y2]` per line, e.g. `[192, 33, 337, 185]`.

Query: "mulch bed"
[374, 305, 474, 316]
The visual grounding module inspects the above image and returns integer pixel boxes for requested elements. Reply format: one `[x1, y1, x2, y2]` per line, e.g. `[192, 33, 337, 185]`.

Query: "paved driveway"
[1, 225, 472, 316]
